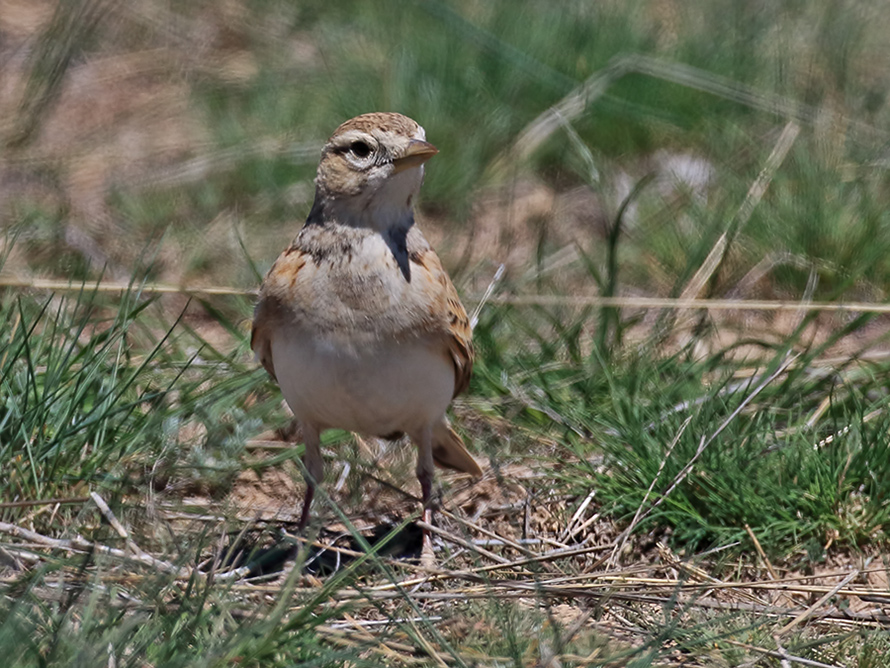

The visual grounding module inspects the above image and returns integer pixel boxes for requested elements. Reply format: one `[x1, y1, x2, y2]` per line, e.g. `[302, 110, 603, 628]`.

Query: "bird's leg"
[297, 423, 323, 532]
[414, 424, 436, 567]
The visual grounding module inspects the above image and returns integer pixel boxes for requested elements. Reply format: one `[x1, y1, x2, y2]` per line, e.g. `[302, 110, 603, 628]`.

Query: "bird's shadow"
[209, 521, 424, 579]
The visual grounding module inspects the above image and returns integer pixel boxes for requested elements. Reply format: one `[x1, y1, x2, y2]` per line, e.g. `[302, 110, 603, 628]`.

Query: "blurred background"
[3, 2, 890, 663]
[3, 0, 889, 299]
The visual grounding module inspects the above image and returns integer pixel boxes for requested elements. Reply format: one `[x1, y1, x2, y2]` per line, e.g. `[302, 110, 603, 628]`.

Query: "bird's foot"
[420, 507, 437, 569]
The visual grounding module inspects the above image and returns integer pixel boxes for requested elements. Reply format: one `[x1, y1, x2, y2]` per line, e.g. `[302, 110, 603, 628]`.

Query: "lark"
[252, 113, 482, 557]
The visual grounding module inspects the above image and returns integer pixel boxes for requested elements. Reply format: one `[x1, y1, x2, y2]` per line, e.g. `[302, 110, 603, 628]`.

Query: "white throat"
[329, 164, 424, 232]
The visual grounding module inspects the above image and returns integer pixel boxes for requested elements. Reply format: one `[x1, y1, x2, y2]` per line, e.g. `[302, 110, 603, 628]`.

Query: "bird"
[251, 112, 482, 559]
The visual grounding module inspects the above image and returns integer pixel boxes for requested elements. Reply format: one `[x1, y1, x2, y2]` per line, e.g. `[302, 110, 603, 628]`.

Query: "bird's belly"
[270, 332, 454, 436]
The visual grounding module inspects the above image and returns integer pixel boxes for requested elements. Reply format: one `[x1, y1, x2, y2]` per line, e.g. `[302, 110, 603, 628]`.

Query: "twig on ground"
[0, 521, 188, 577]
[728, 639, 843, 668]
[417, 520, 511, 565]
[773, 634, 793, 668]
[778, 568, 861, 636]
[90, 492, 138, 551]
[559, 489, 596, 544]
[0, 496, 90, 510]
[744, 524, 779, 581]
[440, 508, 539, 560]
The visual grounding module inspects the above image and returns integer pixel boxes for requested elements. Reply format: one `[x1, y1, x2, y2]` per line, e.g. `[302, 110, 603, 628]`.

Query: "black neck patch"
[304, 189, 326, 227]
[384, 219, 413, 282]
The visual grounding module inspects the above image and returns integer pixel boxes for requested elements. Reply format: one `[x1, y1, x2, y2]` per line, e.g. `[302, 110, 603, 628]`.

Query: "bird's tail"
[431, 420, 483, 477]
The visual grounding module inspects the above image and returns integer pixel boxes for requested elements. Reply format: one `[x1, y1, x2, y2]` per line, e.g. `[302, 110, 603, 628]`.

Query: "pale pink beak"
[392, 140, 438, 173]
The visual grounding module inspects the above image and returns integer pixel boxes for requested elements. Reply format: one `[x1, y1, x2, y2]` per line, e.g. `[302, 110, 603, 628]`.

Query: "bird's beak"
[392, 140, 438, 173]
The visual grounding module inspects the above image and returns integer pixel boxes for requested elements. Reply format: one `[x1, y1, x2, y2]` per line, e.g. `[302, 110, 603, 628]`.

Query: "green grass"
[3, 0, 890, 665]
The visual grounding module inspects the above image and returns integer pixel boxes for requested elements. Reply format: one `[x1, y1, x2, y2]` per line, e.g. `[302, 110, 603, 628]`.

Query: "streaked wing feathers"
[407, 238, 473, 399]
[251, 247, 311, 382]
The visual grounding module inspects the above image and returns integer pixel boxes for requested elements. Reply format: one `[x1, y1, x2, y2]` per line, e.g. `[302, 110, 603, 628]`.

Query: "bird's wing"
[408, 240, 474, 399]
[444, 280, 474, 398]
[251, 246, 309, 381]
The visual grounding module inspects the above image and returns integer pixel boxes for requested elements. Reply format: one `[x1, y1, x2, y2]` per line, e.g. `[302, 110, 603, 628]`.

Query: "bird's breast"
[267, 227, 442, 342]
[270, 330, 454, 436]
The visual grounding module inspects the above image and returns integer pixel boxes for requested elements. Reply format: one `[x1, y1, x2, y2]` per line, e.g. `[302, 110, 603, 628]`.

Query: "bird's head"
[313, 112, 437, 231]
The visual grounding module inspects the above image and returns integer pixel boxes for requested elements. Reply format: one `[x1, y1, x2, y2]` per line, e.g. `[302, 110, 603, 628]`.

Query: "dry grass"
[2, 446, 888, 666]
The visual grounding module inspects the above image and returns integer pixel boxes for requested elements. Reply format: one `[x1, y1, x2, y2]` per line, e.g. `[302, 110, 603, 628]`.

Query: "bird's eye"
[349, 141, 371, 158]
